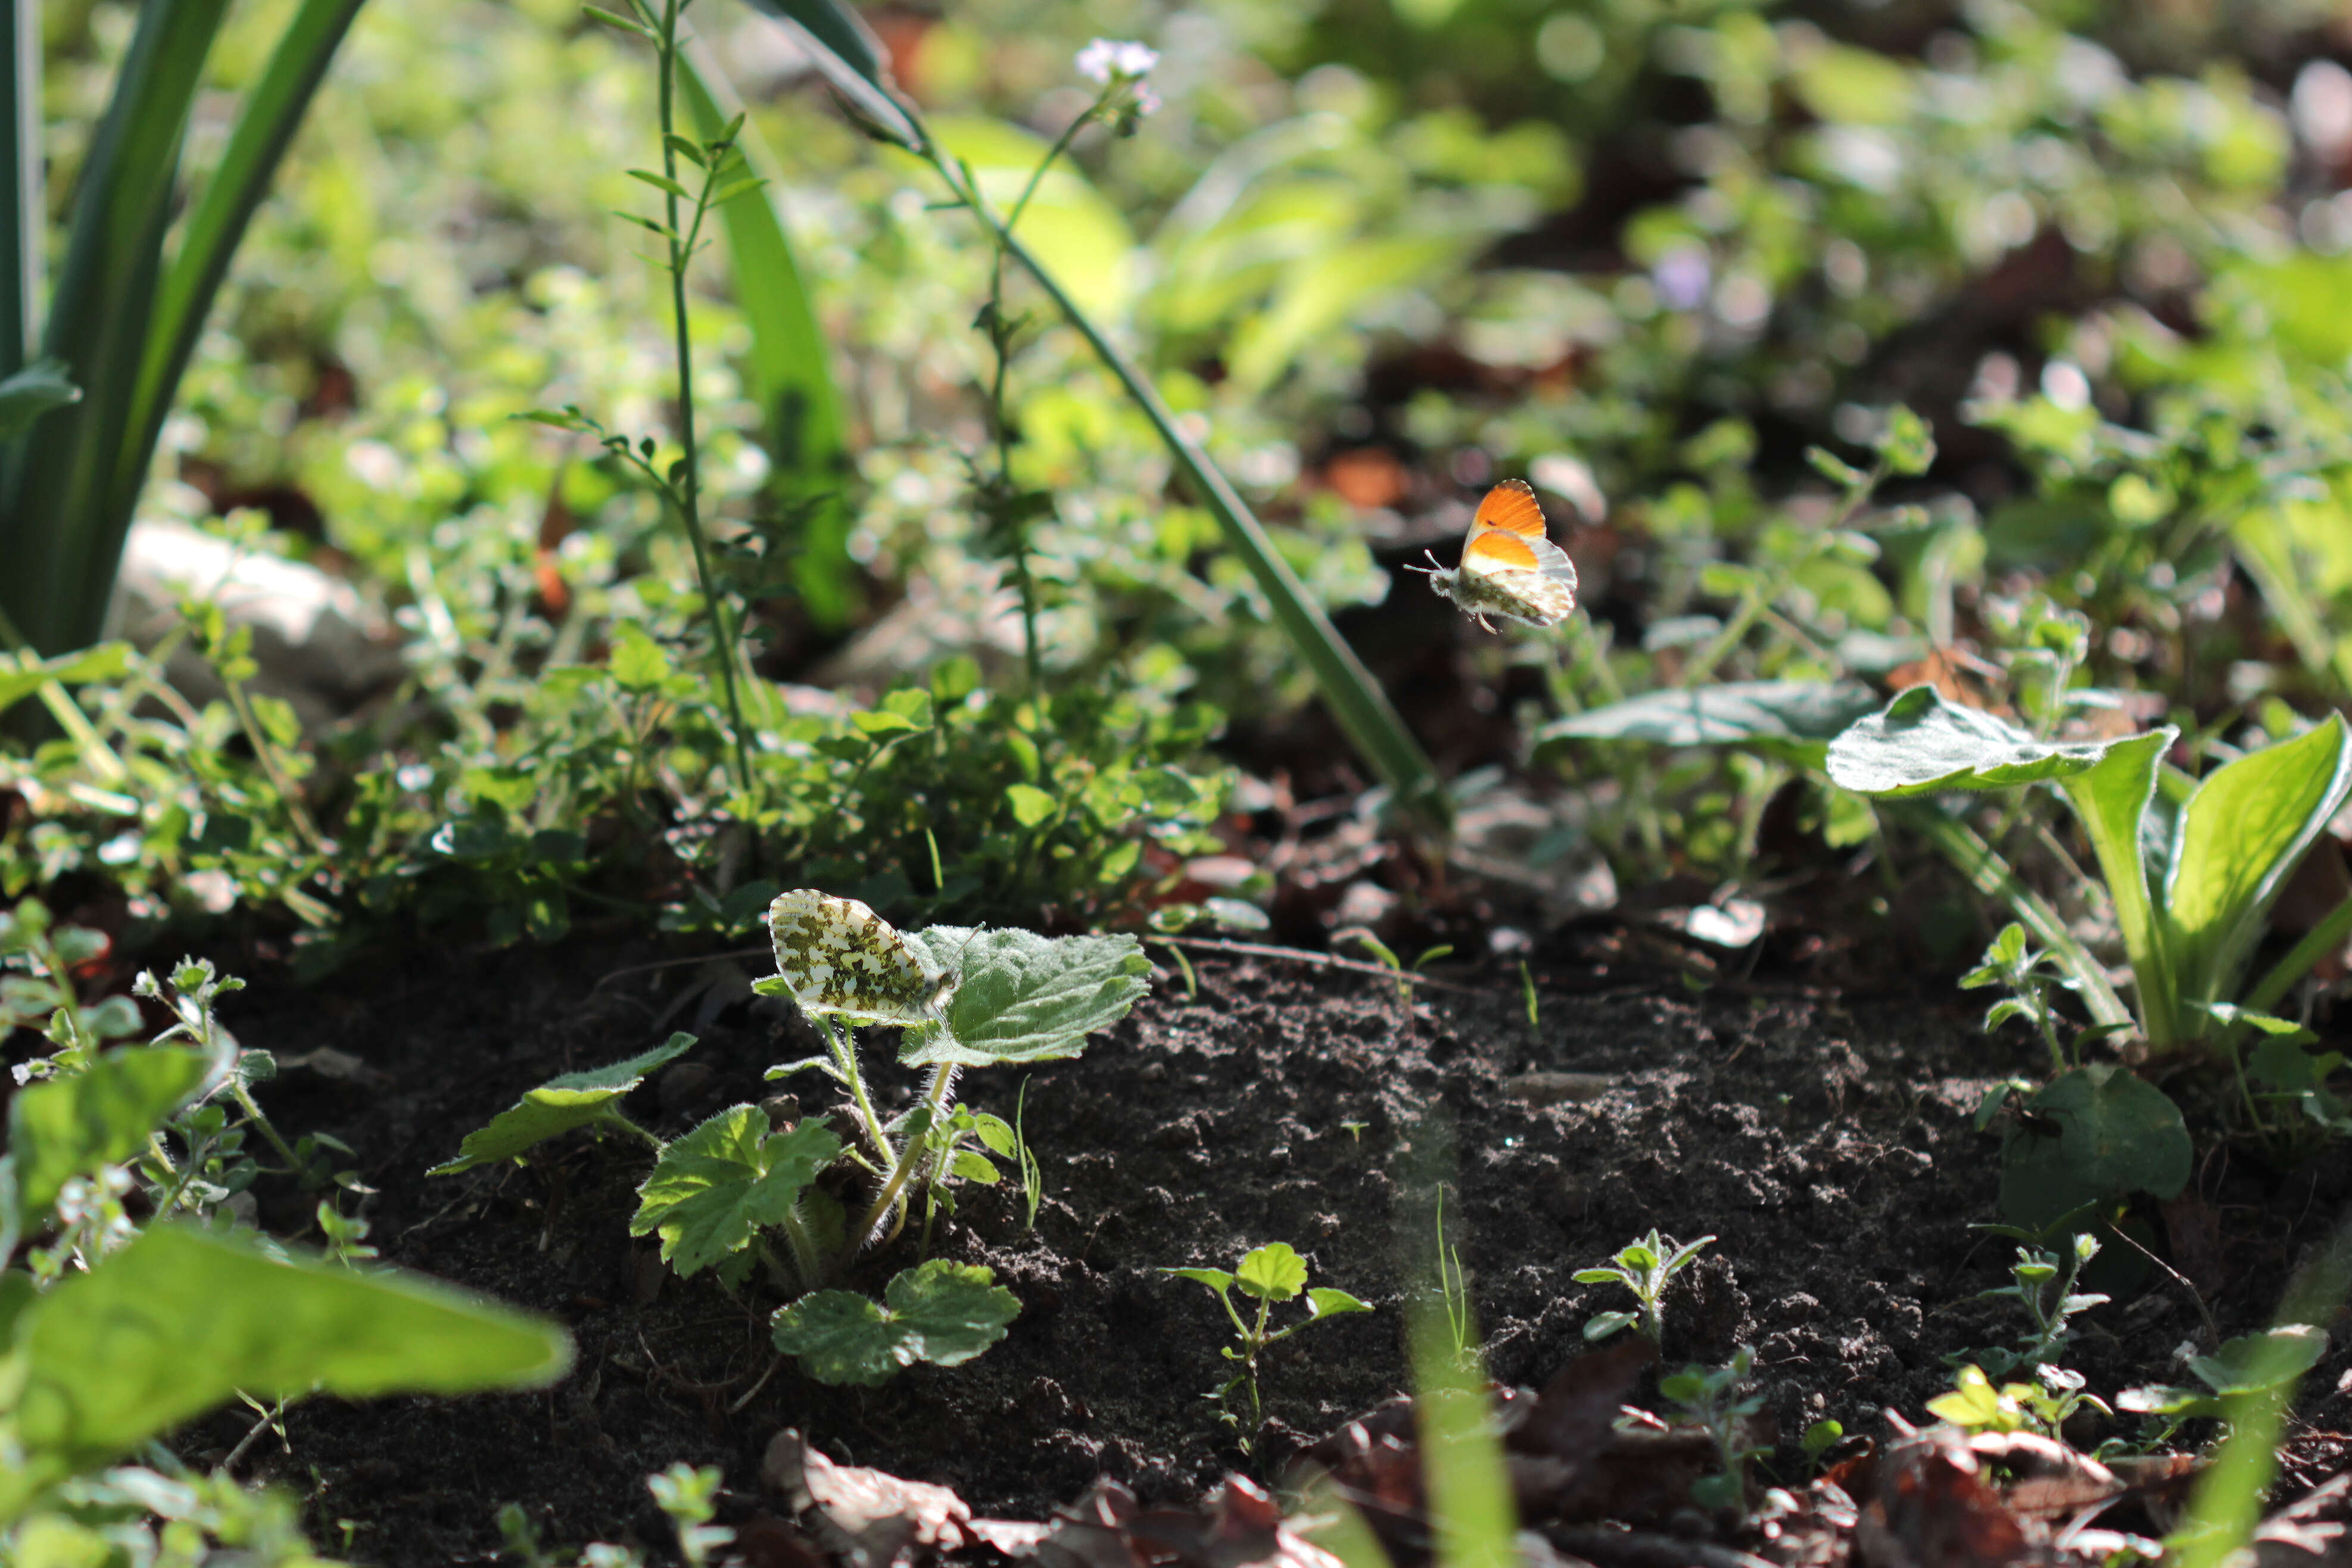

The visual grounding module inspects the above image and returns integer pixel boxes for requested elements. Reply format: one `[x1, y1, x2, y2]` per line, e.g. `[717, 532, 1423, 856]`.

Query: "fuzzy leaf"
[1998, 1064, 2191, 1232]
[770, 1260, 1018, 1386]
[430, 1035, 694, 1175]
[631, 1107, 841, 1275]
[1536, 680, 1882, 767]
[1826, 686, 2147, 797]
[898, 928, 1148, 1068]
[0, 1224, 569, 1519]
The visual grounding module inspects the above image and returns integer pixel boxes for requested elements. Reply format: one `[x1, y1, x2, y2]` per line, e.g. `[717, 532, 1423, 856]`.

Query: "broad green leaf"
[1235, 1242, 1308, 1301]
[630, 1106, 841, 1276]
[1004, 784, 1056, 828]
[428, 1034, 695, 1176]
[1825, 686, 2144, 796]
[2164, 716, 2352, 1017]
[2054, 730, 2179, 1045]
[0, 1224, 570, 1522]
[1998, 1064, 2191, 1232]
[0, 360, 77, 440]
[2190, 1325, 2327, 1395]
[769, 1260, 1018, 1386]
[10, 1048, 210, 1223]
[898, 928, 1148, 1069]
[1306, 1287, 1372, 1318]
[610, 623, 672, 690]
[1537, 680, 1881, 767]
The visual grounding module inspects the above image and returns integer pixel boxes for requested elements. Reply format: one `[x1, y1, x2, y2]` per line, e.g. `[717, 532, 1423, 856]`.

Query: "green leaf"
[1998, 1064, 2192, 1232]
[1537, 681, 1882, 768]
[625, 168, 694, 201]
[1004, 783, 1057, 828]
[769, 1260, 1019, 1386]
[0, 360, 78, 440]
[1235, 1242, 1309, 1301]
[1825, 686, 2152, 797]
[0, 0, 229, 659]
[2164, 716, 2352, 1017]
[428, 1034, 696, 1176]
[1306, 1286, 1372, 1318]
[610, 622, 673, 689]
[9, 1048, 211, 1223]
[1582, 1310, 1636, 1341]
[2189, 1326, 2328, 1396]
[897, 928, 1149, 1069]
[1166, 1267, 1235, 1294]
[115, 0, 366, 580]
[630, 1106, 842, 1275]
[0, 1224, 570, 1523]
[970, 1112, 1017, 1158]
[949, 1149, 999, 1184]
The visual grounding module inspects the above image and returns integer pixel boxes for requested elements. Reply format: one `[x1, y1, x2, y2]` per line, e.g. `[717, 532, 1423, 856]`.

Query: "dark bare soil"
[186, 933, 2352, 1566]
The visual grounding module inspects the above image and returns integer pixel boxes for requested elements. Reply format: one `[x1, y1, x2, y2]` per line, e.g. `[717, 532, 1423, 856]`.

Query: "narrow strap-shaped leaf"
[0, 0, 39, 376]
[2055, 729, 2176, 1045]
[117, 0, 370, 548]
[0, 0, 228, 657]
[679, 39, 856, 628]
[730, 0, 920, 148]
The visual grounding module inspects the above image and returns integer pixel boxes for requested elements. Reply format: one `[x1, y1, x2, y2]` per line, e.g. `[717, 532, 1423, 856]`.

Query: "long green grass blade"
[117, 0, 369, 538]
[679, 40, 856, 628]
[0, 0, 38, 376]
[0, 0, 229, 657]
[987, 217, 1448, 828]
[729, 0, 918, 148]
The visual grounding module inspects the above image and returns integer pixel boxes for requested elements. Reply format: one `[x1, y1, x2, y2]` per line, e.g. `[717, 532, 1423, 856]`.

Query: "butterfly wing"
[1460, 479, 1578, 588]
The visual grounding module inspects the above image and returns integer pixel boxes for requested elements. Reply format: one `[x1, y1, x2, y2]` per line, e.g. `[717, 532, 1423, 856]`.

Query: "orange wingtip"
[1471, 479, 1549, 538]
[1462, 530, 1540, 569]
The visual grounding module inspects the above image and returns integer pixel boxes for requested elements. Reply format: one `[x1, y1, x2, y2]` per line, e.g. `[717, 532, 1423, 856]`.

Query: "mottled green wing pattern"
[767, 889, 949, 1023]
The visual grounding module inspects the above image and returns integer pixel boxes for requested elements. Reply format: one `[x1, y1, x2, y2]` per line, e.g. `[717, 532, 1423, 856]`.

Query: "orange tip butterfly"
[1406, 478, 1579, 632]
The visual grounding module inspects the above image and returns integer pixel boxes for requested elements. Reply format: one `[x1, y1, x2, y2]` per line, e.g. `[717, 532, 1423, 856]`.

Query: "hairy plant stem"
[653, 0, 756, 803]
[853, 1062, 959, 1251]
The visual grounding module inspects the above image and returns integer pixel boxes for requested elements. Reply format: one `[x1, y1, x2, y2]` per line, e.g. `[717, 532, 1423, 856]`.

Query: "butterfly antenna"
[1401, 548, 1446, 578]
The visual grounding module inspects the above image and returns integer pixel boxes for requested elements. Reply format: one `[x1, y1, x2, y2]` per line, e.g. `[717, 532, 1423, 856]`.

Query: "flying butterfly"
[767, 889, 956, 1024]
[1406, 478, 1579, 632]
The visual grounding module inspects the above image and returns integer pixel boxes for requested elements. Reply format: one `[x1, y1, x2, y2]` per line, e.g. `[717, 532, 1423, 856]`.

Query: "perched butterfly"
[1406, 478, 1579, 632]
[767, 889, 955, 1024]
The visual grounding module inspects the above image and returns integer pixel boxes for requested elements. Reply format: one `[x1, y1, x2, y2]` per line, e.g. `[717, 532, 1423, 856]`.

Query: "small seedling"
[1659, 1346, 1768, 1517]
[1801, 1419, 1844, 1464]
[1519, 960, 1540, 1030]
[1432, 1187, 1476, 1372]
[1165, 1242, 1371, 1441]
[1955, 1227, 2110, 1377]
[1929, 1362, 2109, 1438]
[434, 889, 1147, 1388]
[1341, 1119, 1368, 1142]
[1576, 1229, 1715, 1345]
[1960, 922, 2075, 1073]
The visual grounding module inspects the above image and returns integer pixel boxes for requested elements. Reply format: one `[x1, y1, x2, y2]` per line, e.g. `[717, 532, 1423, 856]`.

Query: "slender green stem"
[1898, 801, 2134, 1030]
[2243, 889, 2352, 1017]
[653, 0, 755, 803]
[823, 1017, 892, 1167]
[917, 151, 1447, 831]
[850, 1063, 958, 1249]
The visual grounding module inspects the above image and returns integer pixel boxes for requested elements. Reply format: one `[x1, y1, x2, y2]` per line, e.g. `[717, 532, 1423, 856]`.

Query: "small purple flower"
[1652, 246, 1712, 312]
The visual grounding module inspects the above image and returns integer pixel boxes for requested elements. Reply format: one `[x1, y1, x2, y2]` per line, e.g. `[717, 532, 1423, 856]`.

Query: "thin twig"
[1148, 935, 1481, 994]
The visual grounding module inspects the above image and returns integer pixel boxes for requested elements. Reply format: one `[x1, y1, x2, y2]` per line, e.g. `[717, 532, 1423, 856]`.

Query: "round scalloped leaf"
[630, 1107, 842, 1276]
[770, 1260, 1018, 1386]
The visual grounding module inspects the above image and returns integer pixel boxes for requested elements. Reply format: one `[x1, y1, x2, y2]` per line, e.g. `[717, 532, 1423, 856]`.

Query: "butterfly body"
[1409, 478, 1579, 632]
